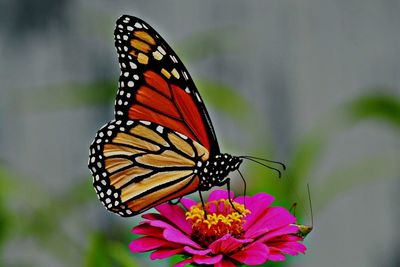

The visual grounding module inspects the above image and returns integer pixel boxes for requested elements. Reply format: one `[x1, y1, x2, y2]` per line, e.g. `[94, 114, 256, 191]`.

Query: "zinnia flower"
[129, 190, 307, 266]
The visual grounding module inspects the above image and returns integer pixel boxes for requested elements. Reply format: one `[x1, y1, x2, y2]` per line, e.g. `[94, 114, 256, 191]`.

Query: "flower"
[129, 190, 307, 266]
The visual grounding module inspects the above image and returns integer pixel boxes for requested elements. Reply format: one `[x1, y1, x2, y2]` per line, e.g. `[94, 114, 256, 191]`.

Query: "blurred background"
[0, 0, 399, 266]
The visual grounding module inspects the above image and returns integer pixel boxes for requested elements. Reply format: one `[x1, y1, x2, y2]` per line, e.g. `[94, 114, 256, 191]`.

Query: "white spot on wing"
[182, 71, 189, 80]
[140, 120, 151, 125]
[156, 126, 163, 133]
[195, 92, 202, 102]
[158, 46, 166, 55]
[129, 62, 137, 69]
[176, 132, 188, 139]
[170, 55, 178, 63]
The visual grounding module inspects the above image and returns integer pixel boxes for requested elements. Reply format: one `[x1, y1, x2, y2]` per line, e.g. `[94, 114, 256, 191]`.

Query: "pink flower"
[129, 190, 307, 266]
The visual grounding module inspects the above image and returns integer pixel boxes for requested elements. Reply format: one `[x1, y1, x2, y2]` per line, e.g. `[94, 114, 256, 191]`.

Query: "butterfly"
[88, 15, 285, 217]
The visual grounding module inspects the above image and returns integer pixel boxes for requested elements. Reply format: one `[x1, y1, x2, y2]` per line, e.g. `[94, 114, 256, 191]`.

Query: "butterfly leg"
[169, 197, 182, 205]
[217, 178, 242, 215]
[237, 169, 247, 208]
[198, 190, 208, 218]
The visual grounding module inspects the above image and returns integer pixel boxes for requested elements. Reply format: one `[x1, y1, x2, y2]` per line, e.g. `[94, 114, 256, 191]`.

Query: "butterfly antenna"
[237, 169, 247, 207]
[241, 156, 286, 170]
[239, 156, 283, 178]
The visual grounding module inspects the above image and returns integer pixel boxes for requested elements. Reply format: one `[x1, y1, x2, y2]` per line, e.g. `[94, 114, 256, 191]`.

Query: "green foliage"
[85, 233, 140, 267]
[0, 169, 11, 249]
[85, 233, 114, 267]
[347, 92, 400, 129]
[108, 241, 141, 267]
[14, 80, 117, 111]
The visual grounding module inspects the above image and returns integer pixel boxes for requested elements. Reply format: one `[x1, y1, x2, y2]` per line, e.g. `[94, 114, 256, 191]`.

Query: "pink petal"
[242, 193, 275, 232]
[155, 203, 192, 234]
[266, 234, 303, 244]
[141, 213, 160, 220]
[173, 258, 193, 267]
[181, 197, 197, 211]
[141, 213, 184, 229]
[150, 248, 184, 260]
[163, 227, 202, 249]
[129, 237, 177, 252]
[268, 249, 286, 261]
[148, 218, 178, 230]
[257, 225, 299, 242]
[215, 258, 237, 267]
[267, 238, 307, 255]
[184, 246, 211, 255]
[280, 243, 306, 255]
[233, 195, 250, 205]
[245, 207, 296, 239]
[193, 254, 223, 265]
[131, 223, 164, 238]
[265, 235, 307, 261]
[230, 242, 269, 265]
[207, 189, 234, 202]
[209, 234, 252, 254]
[142, 219, 201, 249]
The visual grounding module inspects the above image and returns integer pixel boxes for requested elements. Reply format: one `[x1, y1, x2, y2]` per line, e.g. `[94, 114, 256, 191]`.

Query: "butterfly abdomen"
[195, 154, 242, 191]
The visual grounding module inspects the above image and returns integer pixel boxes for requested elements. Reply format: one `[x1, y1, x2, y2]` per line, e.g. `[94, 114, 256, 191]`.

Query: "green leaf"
[347, 92, 400, 128]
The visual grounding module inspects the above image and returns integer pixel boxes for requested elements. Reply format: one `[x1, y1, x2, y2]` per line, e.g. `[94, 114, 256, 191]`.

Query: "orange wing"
[113, 15, 219, 154]
[88, 119, 209, 216]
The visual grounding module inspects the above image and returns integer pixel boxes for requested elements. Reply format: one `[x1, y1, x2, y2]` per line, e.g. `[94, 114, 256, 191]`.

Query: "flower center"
[185, 199, 250, 247]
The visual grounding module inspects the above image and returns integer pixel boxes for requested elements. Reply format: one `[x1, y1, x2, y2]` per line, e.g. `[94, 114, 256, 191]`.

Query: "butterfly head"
[197, 154, 243, 191]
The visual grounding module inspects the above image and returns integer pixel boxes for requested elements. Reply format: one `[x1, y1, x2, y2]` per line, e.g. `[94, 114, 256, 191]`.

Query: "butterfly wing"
[113, 15, 219, 155]
[88, 119, 209, 217]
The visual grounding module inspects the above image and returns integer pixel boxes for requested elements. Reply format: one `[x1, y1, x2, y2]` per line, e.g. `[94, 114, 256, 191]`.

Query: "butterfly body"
[196, 154, 242, 191]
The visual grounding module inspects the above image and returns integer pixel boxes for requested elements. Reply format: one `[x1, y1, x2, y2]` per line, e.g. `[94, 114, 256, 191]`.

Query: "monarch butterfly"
[88, 15, 284, 217]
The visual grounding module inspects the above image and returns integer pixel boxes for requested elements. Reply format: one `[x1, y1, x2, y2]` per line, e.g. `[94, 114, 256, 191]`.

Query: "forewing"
[113, 15, 219, 154]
